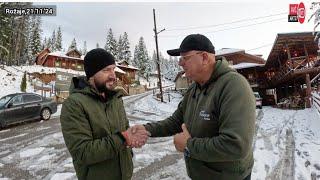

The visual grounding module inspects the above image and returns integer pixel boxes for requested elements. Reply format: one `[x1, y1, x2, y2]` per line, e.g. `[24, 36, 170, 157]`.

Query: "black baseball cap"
[167, 34, 215, 56]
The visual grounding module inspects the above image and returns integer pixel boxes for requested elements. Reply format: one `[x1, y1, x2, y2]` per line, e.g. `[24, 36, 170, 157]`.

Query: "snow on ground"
[1, 63, 320, 179]
[139, 75, 175, 89]
[252, 107, 320, 180]
[50, 172, 74, 180]
[127, 91, 182, 123]
[52, 104, 62, 117]
[148, 159, 190, 180]
[20, 147, 46, 158]
[0, 65, 84, 98]
[126, 92, 184, 173]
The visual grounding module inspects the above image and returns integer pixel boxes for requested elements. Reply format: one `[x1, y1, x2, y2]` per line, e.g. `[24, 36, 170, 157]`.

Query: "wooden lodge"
[36, 48, 84, 71]
[258, 32, 320, 107]
[35, 48, 140, 95]
[216, 48, 266, 91]
[116, 60, 139, 84]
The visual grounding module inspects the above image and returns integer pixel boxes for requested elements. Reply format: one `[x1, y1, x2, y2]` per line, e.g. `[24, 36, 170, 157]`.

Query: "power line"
[247, 43, 273, 52]
[165, 12, 286, 32]
[160, 18, 284, 38]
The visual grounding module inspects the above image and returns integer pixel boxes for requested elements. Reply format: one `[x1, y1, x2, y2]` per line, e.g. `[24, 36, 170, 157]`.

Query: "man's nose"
[110, 70, 116, 79]
[178, 60, 184, 66]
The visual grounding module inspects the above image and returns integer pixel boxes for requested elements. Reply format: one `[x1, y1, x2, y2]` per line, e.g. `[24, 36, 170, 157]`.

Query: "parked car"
[254, 92, 262, 109]
[0, 93, 57, 128]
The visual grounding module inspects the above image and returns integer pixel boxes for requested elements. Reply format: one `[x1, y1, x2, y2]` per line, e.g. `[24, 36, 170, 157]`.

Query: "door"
[22, 94, 42, 119]
[4, 95, 25, 124]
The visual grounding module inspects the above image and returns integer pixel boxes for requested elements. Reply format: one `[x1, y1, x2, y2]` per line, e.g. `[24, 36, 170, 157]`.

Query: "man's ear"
[202, 52, 210, 65]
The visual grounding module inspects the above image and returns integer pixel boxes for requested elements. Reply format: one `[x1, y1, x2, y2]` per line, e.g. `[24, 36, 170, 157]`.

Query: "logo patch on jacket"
[199, 110, 211, 121]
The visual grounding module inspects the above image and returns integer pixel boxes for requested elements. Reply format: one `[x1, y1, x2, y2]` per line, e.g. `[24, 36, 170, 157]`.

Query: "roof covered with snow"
[116, 62, 139, 70]
[231, 62, 265, 70]
[48, 51, 83, 61]
[216, 48, 244, 56]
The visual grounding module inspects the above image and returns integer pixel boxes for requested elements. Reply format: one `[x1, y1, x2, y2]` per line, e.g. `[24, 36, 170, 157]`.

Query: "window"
[11, 95, 23, 105]
[0, 95, 14, 107]
[23, 94, 42, 103]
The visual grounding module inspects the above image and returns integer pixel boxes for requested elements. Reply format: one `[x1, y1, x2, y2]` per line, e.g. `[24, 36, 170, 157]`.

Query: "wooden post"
[153, 9, 164, 102]
[277, 55, 282, 69]
[303, 42, 309, 67]
[285, 43, 292, 69]
[306, 73, 311, 108]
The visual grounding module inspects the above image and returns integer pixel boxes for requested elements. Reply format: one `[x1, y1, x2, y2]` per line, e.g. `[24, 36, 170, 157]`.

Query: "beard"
[94, 77, 116, 93]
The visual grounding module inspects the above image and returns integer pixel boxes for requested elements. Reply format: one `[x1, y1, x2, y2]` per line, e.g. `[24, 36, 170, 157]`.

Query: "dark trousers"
[243, 173, 251, 180]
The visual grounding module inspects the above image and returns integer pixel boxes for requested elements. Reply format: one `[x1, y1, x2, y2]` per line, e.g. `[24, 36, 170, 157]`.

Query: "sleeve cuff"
[186, 138, 192, 157]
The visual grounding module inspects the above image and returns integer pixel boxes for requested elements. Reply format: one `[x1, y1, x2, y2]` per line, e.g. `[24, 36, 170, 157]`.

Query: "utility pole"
[153, 8, 165, 102]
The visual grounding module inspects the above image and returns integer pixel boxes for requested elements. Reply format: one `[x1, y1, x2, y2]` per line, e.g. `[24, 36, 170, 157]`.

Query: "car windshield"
[0, 95, 14, 107]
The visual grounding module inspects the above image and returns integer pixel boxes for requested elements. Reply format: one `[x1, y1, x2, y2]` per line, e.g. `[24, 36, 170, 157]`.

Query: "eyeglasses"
[179, 52, 203, 63]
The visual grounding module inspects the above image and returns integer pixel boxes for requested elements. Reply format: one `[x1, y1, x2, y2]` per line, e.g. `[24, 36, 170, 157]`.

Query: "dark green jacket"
[60, 77, 133, 180]
[145, 58, 256, 180]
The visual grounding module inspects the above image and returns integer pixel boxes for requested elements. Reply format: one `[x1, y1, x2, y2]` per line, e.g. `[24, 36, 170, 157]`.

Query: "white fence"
[312, 91, 320, 115]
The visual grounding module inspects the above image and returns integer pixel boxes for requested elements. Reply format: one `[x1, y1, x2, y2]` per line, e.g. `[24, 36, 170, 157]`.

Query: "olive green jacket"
[145, 58, 256, 180]
[60, 77, 133, 180]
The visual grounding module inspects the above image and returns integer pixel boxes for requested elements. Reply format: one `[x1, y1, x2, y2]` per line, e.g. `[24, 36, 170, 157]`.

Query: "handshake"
[121, 125, 150, 148]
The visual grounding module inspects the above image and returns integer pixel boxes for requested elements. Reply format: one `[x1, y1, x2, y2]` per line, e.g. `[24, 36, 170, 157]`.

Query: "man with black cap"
[60, 48, 149, 180]
[131, 34, 255, 180]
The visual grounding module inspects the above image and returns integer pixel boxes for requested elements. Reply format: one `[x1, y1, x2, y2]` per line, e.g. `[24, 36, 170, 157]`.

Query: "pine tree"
[0, 2, 32, 65]
[42, 37, 47, 50]
[96, 43, 100, 48]
[55, 26, 62, 51]
[68, 38, 77, 51]
[29, 16, 42, 59]
[104, 28, 117, 57]
[46, 37, 52, 51]
[133, 37, 151, 79]
[20, 71, 27, 92]
[122, 32, 131, 62]
[82, 41, 87, 55]
[133, 45, 139, 67]
[151, 50, 158, 71]
[117, 35, 123, 61]
[0, 3, 11, 64]
[51, 30, 56, 51]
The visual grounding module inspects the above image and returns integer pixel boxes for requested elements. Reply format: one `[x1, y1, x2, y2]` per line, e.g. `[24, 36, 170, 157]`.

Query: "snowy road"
[0, 92, 320, 180]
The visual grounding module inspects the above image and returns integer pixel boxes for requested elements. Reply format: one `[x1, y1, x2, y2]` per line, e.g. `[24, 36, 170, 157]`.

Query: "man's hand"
[173, 123, 191, 152]
[122, 125, 150, 148]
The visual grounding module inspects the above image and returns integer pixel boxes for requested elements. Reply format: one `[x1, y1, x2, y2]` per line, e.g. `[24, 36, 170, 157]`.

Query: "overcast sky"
[37, 1, 317, 59]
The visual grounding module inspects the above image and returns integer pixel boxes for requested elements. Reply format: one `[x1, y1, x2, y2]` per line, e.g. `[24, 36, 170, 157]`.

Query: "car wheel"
[41, 108, 51, 120]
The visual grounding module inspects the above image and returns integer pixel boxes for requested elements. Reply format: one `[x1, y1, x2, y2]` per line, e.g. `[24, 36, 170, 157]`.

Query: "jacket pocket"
[187, 157, 222, 180]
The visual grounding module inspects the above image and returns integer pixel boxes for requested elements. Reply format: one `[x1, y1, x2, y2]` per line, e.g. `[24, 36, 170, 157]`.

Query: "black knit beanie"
[84, 48, 115, 79]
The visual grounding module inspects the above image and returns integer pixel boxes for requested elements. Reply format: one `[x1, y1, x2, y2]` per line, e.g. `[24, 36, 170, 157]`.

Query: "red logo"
[298, 2, 305, 24]
[289, 4, 298, 15]
[288, 2, 305, 23]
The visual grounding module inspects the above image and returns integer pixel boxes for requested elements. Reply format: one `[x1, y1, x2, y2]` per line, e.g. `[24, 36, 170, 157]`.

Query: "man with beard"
[60, 48, 149, 180]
